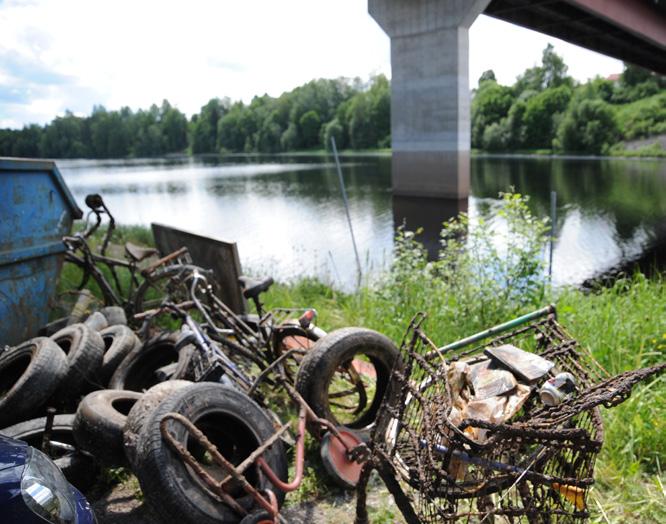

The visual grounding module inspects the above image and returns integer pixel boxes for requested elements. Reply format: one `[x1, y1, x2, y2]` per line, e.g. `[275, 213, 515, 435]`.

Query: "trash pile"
[2, 191, 664, 524]
[356, 308, 666, 524]
[0, 193, 399, 524]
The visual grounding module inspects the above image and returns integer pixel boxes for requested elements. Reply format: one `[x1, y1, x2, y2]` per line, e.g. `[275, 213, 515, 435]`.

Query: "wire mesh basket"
[361, 306, 665, 523]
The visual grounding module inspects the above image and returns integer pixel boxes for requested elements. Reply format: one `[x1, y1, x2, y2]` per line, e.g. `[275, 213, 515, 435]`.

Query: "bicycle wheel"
[272, 322, 321, 384]
[133, 264, 202, 315]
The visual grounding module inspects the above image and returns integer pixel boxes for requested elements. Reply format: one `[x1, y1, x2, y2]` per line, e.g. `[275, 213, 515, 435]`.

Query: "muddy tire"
[73, 389, 142, 466]
[100, 306, 127, 326]
[83, 311, 109, 332]
[99, 325, 141, 385]
[0, 414, 98, 490]
[109, 332, 181, 392]
[51, 324, 105, 399]
[0, 338, 68, 426]
[135, 383, 288, 524]
[295, 328, 399, 436]
[123, 379, 192, 469]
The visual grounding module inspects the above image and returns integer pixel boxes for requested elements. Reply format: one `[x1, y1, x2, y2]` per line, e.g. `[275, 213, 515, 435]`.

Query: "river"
[57, 154, 666, 291]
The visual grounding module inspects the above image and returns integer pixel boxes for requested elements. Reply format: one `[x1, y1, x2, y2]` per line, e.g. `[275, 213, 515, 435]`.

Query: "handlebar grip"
[85, 193, 104, 210]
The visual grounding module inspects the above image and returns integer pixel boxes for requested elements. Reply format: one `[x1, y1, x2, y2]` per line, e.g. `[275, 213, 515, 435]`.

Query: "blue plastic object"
[0, 158, 82, 346]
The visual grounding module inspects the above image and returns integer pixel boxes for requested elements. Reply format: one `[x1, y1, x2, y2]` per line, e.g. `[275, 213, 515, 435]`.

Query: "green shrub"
[556, 97, 618, 154]
[615, 92, 666, 140]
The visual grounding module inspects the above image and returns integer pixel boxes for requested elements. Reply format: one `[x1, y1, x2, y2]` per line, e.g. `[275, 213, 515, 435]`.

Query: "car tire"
[295, 327, 399, 436]
[0, 414, 98, 490]
[100, 306, 127, 327]
[83, 311, 109, 332]
[99, 325, 141, 385]
[123, 379, 192, 469]
[109, 332, 180, 392]
[135, 383, 288, 524]
[51, 324, 105, 399]
[0, 337, 68, 426]
[73, 389, 143, 466]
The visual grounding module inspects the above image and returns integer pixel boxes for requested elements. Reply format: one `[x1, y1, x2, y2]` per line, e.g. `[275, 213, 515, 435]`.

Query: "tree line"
[472, 44, 666, 154]
[0, 46, 663, 159]
[0, 76, 390, 159]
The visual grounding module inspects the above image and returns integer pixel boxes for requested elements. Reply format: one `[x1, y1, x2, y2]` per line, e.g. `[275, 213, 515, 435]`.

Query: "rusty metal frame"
[159, 382, 370, 523]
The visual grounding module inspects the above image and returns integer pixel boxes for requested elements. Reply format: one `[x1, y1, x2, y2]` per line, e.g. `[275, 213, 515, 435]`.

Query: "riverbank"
[70, 219, 665, 522]
[275, 144, 666, 159]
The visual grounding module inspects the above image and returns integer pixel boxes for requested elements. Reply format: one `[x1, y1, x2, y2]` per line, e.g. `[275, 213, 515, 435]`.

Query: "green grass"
[609, 142, 666, 158]
[614, 92, 666, 141]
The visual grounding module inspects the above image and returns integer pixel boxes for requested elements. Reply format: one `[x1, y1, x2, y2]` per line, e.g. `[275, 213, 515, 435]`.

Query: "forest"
[0, 45, 663, 159]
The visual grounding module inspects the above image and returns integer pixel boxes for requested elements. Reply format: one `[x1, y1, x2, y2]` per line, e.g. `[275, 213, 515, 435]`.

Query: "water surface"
[57, 154, 666, 290]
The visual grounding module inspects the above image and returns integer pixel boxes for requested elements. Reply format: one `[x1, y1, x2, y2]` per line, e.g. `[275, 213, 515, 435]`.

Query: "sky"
[0, 0, 623, 129]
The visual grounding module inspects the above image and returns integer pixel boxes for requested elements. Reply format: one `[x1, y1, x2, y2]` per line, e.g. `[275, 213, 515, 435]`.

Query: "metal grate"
[361, 306, 665, 523]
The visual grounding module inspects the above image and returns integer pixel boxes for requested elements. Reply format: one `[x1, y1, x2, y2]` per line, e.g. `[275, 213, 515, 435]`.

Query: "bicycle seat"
[125, 242, 159, 262]
[238, 276, 274, 300]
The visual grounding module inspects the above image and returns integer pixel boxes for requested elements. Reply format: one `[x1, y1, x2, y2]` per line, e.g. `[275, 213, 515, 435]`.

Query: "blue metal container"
[0, 158, 82, 346]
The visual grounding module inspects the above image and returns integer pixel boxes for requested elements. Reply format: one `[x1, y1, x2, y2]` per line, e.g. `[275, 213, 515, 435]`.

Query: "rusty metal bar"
[159, 412, 277, 518]
[257, 405, 307, 492]
[218, 421, 293, 488]
[248, 347, 308, 395]
[141, 247, 189, 276]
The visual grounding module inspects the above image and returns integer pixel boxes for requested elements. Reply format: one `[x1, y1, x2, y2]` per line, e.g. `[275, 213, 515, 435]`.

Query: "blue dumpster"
[0, 158, 82, 346]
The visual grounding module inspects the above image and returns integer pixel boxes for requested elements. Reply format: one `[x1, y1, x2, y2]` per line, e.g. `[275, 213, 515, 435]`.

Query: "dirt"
[91, 472, 405, 524]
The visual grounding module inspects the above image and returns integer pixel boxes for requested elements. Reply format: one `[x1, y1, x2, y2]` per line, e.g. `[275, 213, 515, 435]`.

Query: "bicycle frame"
[62, 194, 195, 318]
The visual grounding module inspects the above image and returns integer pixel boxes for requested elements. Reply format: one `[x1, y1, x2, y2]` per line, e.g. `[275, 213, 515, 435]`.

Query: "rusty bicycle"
[60, 193, 202, 322]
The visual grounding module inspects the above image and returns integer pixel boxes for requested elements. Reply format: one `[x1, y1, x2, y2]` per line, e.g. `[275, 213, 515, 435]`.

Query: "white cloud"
[0, 1, 623, 128]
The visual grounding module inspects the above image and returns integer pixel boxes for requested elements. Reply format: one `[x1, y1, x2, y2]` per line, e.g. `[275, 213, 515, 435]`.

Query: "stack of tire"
[0, 306, 142, 487]
[1, 306, 401, 524]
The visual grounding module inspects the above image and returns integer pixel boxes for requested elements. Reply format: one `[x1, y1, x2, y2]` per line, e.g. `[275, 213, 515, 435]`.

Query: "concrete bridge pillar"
[369, 0, 491, 199]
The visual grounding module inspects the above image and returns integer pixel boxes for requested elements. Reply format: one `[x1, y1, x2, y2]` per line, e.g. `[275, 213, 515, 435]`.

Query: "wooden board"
[151, 223, 246, 314]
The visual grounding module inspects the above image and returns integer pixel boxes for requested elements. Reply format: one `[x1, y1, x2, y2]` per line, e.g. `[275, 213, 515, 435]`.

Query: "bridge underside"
[369, 0, 665, 201]
[485, 0, 666, 75]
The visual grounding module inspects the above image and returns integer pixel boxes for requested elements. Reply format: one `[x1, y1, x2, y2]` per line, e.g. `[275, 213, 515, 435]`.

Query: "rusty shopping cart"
[355, 305, 666, 523]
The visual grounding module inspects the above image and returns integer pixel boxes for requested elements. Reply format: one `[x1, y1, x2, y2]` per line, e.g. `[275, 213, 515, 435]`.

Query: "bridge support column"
[369, 0, 491, 198]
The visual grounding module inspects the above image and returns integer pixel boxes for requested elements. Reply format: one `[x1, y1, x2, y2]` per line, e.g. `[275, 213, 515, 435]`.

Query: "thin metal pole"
[549, 190, 557, 281]
[330, 137, 362, 285]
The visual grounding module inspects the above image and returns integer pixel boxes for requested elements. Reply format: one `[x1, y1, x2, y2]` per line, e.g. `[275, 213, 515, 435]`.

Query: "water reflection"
[56, 155, 666, 290]
[472, 156, 666, 285]
[392, 196, 468, 259]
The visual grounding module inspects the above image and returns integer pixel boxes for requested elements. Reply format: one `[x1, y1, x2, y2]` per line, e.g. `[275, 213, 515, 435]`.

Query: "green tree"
[40, 111, 88, 158]
[160, 100, 188, 153]
[622, 63, 653, 86]
[280, 122, 299, 151]
[479, 70, 496, 83]
[541, 43, 570, 88]
[323, 119, 344, 150]
[472, 80, 515, 148]
[482, 119, 510, 151]
[217, 102, 248, 153]
[522, 86, 572, 148]
[190, 98, 227, 154]
[556, 97, 618, 154]
[514, 44, 572, 94]
[298, 110, 321, 149]
[10, 125, 43, 157]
